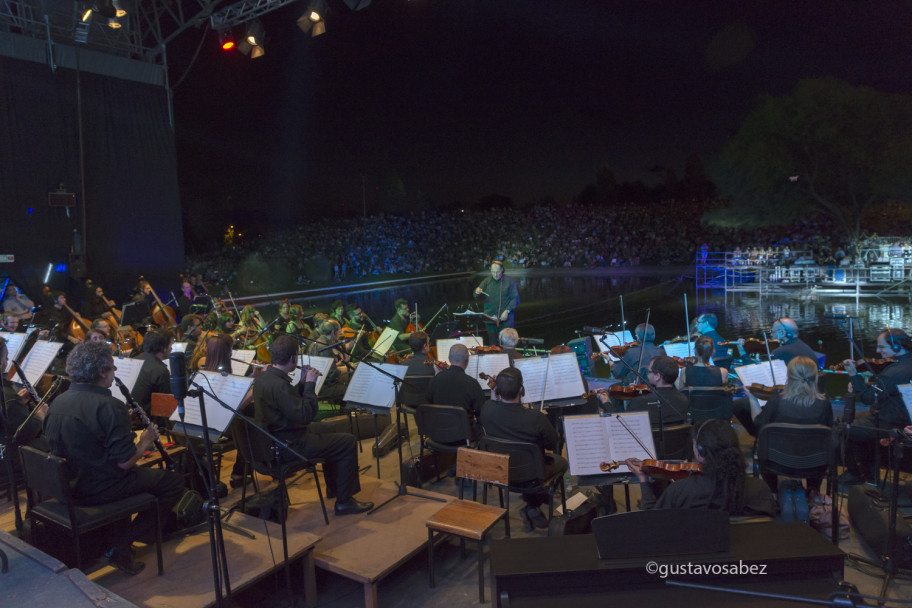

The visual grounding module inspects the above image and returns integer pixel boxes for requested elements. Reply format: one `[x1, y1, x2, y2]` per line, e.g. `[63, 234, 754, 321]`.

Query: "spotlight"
[106, 18, 121, 29]
[298, 0, 328, 37]
[245, 19, 264, 46]
[112, 0, 126, 17]
[219, 29, 236, 51]
[251, 44, 265, 59]
[92, 1, 117, 19]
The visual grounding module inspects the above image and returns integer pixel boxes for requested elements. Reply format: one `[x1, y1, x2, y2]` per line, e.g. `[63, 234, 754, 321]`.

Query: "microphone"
[168, 351, 188, 417]
[318, 340, 347, 353]
[250, 315, 281, 343]
[517, 337, 544, 345]
[579, 326, 610, 335]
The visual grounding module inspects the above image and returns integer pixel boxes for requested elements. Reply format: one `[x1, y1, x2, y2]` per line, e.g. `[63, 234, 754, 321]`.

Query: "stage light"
[219, 30, 236, 51]
[251, 44, 265, 59]
[107, 18, 122, 29]
[112, 0, 126, 17]
[298, 0, 328, 36]
[91, 1, 117, 19]
[246, 20, 264, 46]
[81, 7, 93, 22]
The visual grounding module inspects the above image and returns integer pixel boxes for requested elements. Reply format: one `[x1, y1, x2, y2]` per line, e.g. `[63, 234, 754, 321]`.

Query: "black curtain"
[0, 54, 184, 303]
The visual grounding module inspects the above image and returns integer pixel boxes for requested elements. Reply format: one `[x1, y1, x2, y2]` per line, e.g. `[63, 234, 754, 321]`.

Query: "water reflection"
[283, 271, 908, 387]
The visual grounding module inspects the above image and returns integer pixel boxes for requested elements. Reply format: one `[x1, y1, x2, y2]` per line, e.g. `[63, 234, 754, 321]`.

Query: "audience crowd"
[183, 200, 889, 288]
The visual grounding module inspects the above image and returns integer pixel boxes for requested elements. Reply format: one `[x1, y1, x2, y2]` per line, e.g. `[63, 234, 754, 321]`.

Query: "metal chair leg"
[477, 536, 485, 603]
[427, 529, 436, 587]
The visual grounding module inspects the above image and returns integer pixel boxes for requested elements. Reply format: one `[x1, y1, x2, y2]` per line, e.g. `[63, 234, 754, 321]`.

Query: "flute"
[113, 377, 176, 471]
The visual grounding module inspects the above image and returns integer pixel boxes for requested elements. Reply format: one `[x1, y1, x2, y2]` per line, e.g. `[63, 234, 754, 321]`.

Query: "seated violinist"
[626, 419, 776, 516]
[733, 317, 818, 436]
[498, 328, 521, 363]
[625, 355, 689, 430]
[747, 356, 833, 499]
[675, 336, 729, 389]
[840, 328, 912, 485]
[425, 344, 485, 427]
[387, 298, 414, 354]
[307, 318, 350, 402]
[329, 300, 346, 326]
[610, 323, 664, 386]
[692, 313, 732, 369]
[400, 331, 436, 407]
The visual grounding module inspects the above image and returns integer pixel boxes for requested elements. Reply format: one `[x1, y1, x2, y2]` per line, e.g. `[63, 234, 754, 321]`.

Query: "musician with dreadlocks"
[625, 420, 776, 516]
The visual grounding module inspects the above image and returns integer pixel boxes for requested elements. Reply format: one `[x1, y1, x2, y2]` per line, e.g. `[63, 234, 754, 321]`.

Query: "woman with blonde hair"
[748, 356, 833, 499]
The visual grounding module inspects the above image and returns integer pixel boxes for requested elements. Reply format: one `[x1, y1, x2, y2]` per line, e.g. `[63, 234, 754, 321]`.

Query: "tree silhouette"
[712, 78, 912, 241]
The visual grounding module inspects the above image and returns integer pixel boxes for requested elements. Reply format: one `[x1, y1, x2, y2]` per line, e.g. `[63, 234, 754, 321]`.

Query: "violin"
[608, 384, 650, 400]
[424, 359, 450, 371]
[745, 383, 785, 400]
[145, 282, 178, 333]
[611, 458, 703, 480]
[472, 345, 503, 354]
[478, 371, 497, 389]
[672, 356, 698, 368]
[406, 309, 423, 334]
[831, 358, 896, 375]
[591, 342, 639, 359]
[582, 388, 608, 399]
[661, 334, 700, 345]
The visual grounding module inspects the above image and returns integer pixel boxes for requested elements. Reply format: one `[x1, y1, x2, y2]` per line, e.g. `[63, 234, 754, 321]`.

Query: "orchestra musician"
[625, 355, 690, 431]
[82, 285, 116, 322]
[177, 280, 194, 317]
[329, 300, 346, 326]
[840, 328, 912, 485]
[473, 260, 519, 347]
[425, 343, 485, 433]
[675, 336, 729, 389]
[498, 328, 521, 363]
[44, 341, 185, 574]
[130, 329, 172, 422]
[253, 335, 373, 515]
[2, 285, 34, 323]
[179, 314, 204, 357]
[692, 313, 732, 369]
[748, 356, 833, 499]
[732, 318, 818, 436]
[399, 331, 436, 407]
[610, 323, 664, 386]
[479, 368, 567, 530]
[344, 303, 372, 358]
[306, 318, 350, 402]
[625, 419, 776, 516]
[0, 336, 49, 453]
[48, 292, 79, 344]
[1, 314, 19, 332]
[387, 299, 414, 354]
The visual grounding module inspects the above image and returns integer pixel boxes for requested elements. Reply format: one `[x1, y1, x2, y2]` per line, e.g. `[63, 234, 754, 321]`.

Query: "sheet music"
[464, 353, 511, 390]
[371, 327, 399, 357]
[899, 384, 912, 425]
[734, 359, 788, 387]
[171, 370, 254, 433]
[170, 342, 188, 353]
[593, 331, 635, 362]
[19, 341, 62, 387]
[1, 332, 26, 372]
[564, 412, 655, 476]
[513, 352, 586, 403]
[343, 362, 408, 408]
[436, 336, 484, 364]
[230, 349, 257, 375]
[661, 342, 696, 359]
[289, 354, 334, 395]
[111, 357, 145, 404]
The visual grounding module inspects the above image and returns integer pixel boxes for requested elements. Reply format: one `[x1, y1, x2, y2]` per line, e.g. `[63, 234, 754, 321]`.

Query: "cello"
[143, 281, 179, 335]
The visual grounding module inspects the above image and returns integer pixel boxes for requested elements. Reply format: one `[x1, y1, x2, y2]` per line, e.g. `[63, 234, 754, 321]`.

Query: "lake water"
[269, 269, 910, 395]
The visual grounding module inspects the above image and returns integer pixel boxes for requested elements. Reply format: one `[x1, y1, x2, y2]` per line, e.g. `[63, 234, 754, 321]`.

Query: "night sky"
[168, 0, 912, 239]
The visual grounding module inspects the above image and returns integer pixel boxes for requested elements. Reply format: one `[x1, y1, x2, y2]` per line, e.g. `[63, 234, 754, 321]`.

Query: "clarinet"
[10, 360, 41, 403]
[113, 377, 176, 471]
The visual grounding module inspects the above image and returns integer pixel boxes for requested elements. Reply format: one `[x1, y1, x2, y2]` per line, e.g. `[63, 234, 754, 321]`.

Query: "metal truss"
[209, 0, 297, 31]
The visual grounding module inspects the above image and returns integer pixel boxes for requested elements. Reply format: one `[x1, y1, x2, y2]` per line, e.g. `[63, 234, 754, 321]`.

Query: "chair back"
[456, 446, 509, 486]
[756, 423, 832, 479]
[652, 424, 693, 461]
[477, 436, 545, 486]
[685, 388, 734, 423]
[236, 421, 279, 474]
[415, 404, 473, 445]
[18, 446, 71, 504]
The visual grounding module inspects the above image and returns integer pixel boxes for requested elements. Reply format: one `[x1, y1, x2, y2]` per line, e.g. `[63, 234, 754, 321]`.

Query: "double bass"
[143, 281, 180, 336]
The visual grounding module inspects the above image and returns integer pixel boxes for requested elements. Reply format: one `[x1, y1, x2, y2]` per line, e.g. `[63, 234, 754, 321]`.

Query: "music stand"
[119, 300, 148, 327]
[429, 320, 459, 343]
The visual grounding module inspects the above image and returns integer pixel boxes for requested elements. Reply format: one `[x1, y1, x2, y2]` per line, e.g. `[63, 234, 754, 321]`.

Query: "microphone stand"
[175, 377, 231, 608]
[189, 377, 315, 602]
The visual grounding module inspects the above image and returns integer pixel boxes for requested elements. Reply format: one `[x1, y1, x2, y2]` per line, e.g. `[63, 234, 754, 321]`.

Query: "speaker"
[847, 485, 912, 565]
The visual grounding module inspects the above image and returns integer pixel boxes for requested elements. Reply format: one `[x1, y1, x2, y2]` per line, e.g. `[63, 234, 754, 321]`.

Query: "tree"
[711, 78, 912, 241]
